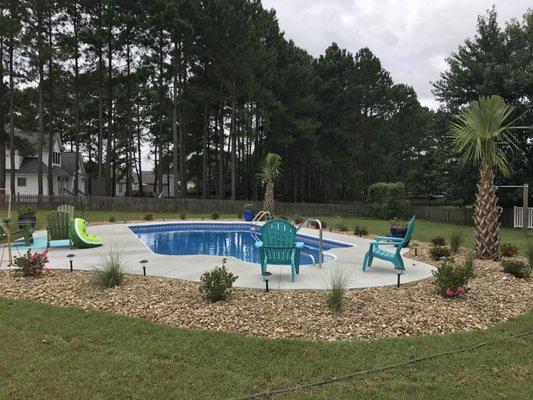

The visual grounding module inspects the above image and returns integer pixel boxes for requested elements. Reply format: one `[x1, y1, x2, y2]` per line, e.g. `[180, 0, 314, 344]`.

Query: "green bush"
[292, 215, 304, 225]
[236, 213, 242, 219]
[430, 246, 451, 260]
[144, 212, 154, 221]
[502, 259, 531, 279]
[211, 212, 219, 220]
[108, 215, 116, 223]
[430, 236, 446, 246]
[449, 232, 463, 254]
[179, 213, 186, 220]
[354, 225, 368, 236]
[18, 206, 37, 216]
[93, 248, 126, 288]
[367, 182, 409, 220]
[327, 268, 351, 314]
[500, 242, 519, 258]
[199, 259, 238, 302]
[13, 249, 50, 277]
[432, 257, 474, 298]
[242, 203, 255, 212]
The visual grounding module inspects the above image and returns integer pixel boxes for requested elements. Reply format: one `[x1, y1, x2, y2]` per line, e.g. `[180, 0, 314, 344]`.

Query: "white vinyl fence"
[513, 206, 533, 228]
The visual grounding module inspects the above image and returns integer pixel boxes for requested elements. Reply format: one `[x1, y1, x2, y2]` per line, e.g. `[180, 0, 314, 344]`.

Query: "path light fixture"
[262, 271, 272, 293]
[396, 270, 403, 288]
[140, 259, 148, 276]
[66, 254, 75, 272]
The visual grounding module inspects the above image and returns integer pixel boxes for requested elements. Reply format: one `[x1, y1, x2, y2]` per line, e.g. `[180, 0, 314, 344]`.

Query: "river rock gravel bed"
[0, 242, 531, 341]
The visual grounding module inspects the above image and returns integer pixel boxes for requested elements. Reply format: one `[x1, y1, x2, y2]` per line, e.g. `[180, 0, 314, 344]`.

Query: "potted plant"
[242, 203, 256, 222]
[389, 217, 408, 238]
[18, 207, 37, 230]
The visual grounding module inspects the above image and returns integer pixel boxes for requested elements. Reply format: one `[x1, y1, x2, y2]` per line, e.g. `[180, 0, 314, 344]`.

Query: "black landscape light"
[67, 254, 75, 272]
[262, 271, 272, 292]
[396, 270, 403, 288]
[140, 259, 148, 276]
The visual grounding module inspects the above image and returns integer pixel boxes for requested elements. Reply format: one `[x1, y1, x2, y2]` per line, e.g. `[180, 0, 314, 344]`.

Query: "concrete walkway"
[2, 221, 436, 290]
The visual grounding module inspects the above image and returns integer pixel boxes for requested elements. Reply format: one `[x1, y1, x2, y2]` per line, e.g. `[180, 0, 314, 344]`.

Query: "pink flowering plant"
[13, 249, 50, 277]
[432, 257, 474, 298]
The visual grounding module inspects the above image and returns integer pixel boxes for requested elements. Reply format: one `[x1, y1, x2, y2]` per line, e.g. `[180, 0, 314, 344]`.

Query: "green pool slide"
[69, 218, 102, 248]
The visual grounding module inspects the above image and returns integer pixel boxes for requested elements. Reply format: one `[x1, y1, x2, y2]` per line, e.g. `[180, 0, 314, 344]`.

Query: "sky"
[261, 0, 531, 109]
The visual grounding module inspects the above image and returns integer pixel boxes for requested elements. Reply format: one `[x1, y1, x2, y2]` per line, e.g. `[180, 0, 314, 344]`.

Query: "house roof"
[17, 157, 70, 177]
[133, 171, 174, 185]
[5, 126, 61, 155]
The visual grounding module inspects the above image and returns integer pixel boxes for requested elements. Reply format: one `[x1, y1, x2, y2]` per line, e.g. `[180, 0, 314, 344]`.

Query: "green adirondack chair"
[0, 219, 33, 246]
[254, 219, 304, 282]
[362, 216, 416, 272]
[57, 204, 75, 218]
[46, 210, 72, 249]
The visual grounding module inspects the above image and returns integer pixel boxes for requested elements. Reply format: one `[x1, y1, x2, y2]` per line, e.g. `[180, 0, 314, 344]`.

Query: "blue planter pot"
[243, 210, 256, 221]
[390, 227, 407, 238]
[18, 215, 37, 230]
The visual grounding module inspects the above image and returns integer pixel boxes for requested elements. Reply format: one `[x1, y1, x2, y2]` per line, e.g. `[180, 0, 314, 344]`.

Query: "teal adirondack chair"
[254, 219, 304, 282]
[362, 216, 416, 272]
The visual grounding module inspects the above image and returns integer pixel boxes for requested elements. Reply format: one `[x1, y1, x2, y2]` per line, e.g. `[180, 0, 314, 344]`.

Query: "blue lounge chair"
[362, 216, 416, 272]
[254, 219, 304, 282]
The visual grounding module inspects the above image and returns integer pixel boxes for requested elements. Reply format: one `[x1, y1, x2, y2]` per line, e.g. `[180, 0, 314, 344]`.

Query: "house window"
[118, 183, 124, 193]
[53, 151, 61, 165]
[17, 177, 26, 187]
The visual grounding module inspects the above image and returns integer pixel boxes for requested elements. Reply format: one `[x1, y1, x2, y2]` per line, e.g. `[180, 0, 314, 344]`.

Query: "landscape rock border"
[1, 241, 531, 341]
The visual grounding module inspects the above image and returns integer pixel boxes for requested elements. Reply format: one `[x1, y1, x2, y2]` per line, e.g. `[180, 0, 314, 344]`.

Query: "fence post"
[523, 184, 529, 233]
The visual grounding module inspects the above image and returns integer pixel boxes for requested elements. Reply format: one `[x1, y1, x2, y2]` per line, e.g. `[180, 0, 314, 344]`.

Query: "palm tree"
[259, 153, 282, 214]
[450, 95, 524, 260]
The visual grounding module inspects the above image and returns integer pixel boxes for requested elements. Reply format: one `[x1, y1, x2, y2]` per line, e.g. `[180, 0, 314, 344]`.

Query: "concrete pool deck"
[1, 221, 436, 290]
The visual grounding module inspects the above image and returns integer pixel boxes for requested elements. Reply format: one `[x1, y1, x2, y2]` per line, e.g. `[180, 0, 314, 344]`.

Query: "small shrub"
[500, 242, 519, 258]
[527, 242, 533, 267]
[242, 203, 255, 212]
[502, 259, 531, 279]
[327, 268, 351, 314]
[108, 215, 116, 223]
[18, 206, 37, 216]
[449, 232, 463, 254]
[144, 212, 154, 221]
[430, 245, 451, 260]
[353, 225, 368, 236]
[332, 217, 348, 232]
[292, 215, 304, 225]
[430, 236, 446, 246]
[433, 257, 474, 298]
[199, 259, 238, 302]
[93, 248, 126, 288]
[13, 249, 50, 277]
[180, 213, 186, 220]
[211, 212, 219, 220]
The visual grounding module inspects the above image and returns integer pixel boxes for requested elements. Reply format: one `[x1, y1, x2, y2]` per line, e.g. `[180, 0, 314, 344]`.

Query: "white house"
[115, 172, 175, 197]
[5, 127, 86, 195]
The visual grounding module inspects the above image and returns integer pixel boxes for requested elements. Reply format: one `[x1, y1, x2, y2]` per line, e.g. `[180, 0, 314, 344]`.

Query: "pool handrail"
[297, 218, 323, 268]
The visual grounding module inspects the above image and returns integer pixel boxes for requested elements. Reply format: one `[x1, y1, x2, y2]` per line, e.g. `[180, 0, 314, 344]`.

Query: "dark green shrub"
[430, 236, 446, 246]
[430, 246, 451, 260]
[500, 242, 519, 258]
[236, 213, 242, 219]
[367, 182, 409, 220]
[144, 212, 154, 221]
[199, 259, 238, 302]
[354, 225, 368, 236]
[432, 257, 474, 297]
[211, 212, 219, 220]
[180, 213, 186, 220]
[242, 203, 255, 212]
[93, 248, 126, 288]
[449, 233, 463, 253]
[18, 206, 37, 216]
[108, 215, 116, 223]
[502, 259, 531, 279]
[332, 217, 348, 232]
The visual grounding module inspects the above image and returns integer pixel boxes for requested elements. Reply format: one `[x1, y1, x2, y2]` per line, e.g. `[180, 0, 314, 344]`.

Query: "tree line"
[0, 2, 531, 205]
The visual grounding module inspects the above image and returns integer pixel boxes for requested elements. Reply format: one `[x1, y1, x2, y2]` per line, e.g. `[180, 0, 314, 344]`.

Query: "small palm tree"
[450, 95, 524, 260]
[258, 153, 282, 214]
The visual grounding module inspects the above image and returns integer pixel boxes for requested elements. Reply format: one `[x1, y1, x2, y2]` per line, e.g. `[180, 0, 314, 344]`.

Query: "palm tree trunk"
[263, 180, 275, 214]
[473, 164, 501, 260]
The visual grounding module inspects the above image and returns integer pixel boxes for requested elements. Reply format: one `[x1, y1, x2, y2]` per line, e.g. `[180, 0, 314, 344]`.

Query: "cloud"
[262, 0, 531, 109]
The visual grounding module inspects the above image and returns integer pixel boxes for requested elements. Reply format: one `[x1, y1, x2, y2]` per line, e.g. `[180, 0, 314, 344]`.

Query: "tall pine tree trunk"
[218, 104, 224, 199]
[47, 5, 54, 196]
[8, 29, 15, 196]
[105, 19, 113, 196]
[230, 79, 236, 201]
[72, 3, 80, 197]
[172, 43, 179, 198]
[125, 31, 132, 196]
[202, 102, 208, 199]
[37, 6, 44, 197]
[0, 24, 6, 190]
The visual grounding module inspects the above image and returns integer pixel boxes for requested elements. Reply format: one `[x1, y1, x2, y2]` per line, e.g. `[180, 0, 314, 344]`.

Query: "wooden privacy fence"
[0, 195, 516, 228]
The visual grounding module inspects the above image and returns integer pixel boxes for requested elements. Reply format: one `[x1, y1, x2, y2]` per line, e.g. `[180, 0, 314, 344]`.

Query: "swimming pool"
[129, 223, 352, 265]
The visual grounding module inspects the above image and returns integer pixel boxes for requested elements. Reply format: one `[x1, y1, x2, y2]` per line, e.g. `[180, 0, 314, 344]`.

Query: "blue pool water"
[129, 223, 352, 265]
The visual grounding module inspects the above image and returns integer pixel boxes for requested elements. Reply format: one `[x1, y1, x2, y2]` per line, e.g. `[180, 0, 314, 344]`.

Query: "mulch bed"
[1, 239, 531, 341]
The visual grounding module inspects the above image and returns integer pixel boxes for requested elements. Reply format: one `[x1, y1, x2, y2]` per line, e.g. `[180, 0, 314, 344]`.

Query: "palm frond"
[449, 95, 529, 177]
[258, 153, 282, 184]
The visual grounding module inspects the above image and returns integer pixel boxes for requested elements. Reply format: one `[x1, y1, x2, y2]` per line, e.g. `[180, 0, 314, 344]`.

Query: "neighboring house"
[115, 172, 175, 197]
[5, 127, 86, 195]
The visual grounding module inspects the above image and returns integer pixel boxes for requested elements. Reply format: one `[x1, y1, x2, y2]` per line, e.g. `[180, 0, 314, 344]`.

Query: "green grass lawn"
[1, 209, 531, 254]
[0, 297, 531, 399]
